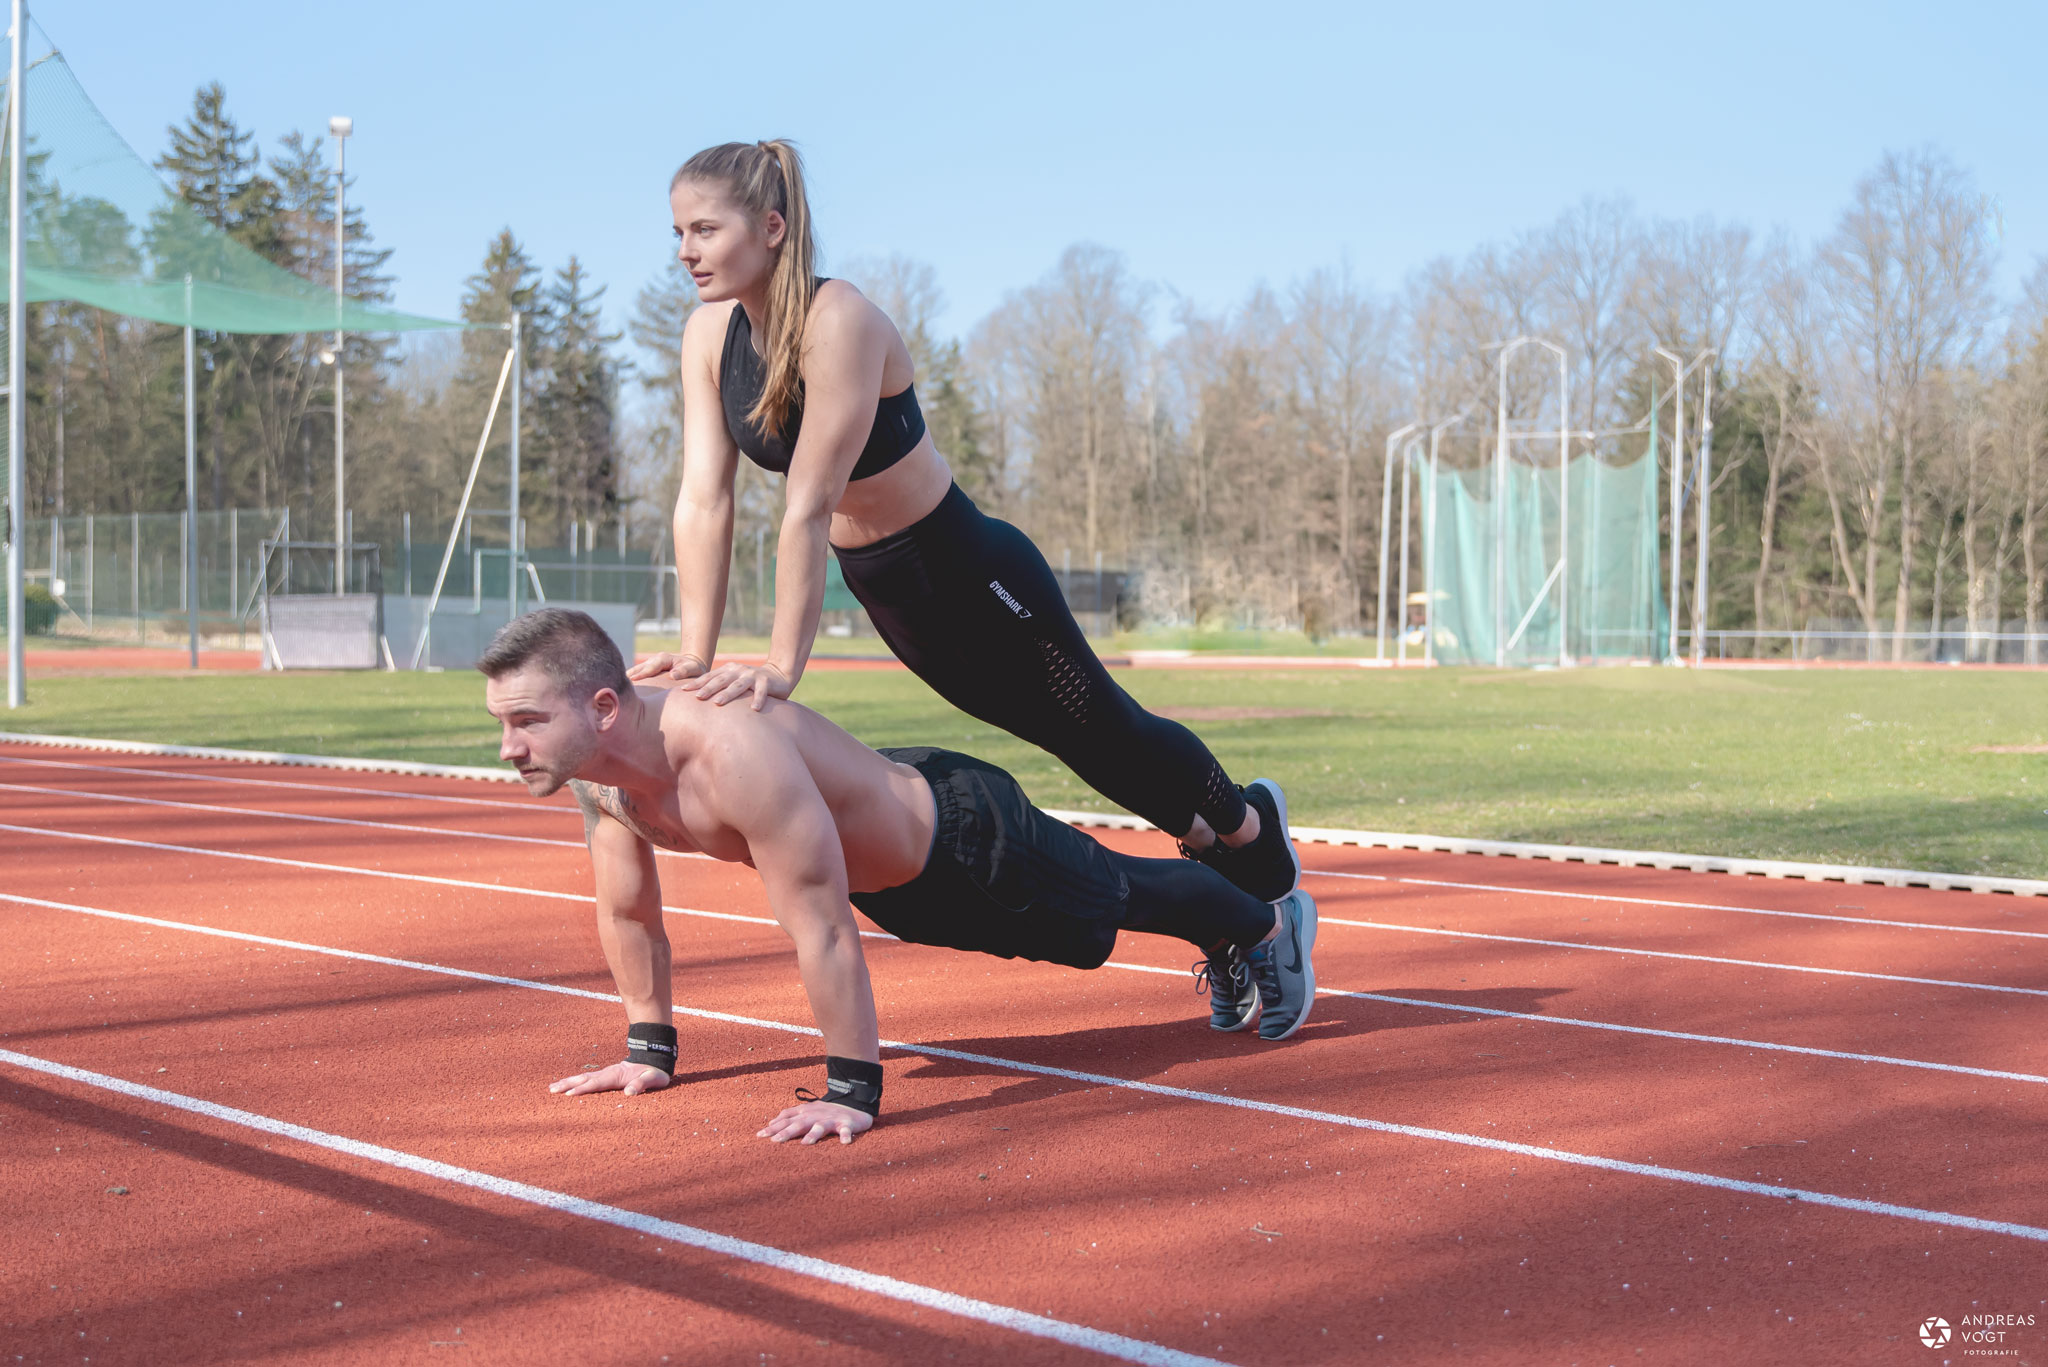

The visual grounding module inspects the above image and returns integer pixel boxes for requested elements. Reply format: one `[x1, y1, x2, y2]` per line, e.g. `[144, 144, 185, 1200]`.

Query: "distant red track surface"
[3, 741, 2043, 1365]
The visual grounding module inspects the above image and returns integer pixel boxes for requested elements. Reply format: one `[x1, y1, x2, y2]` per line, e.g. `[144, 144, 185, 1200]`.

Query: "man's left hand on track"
[757, 1099, 874, 1145]
[549, 1062, 673, 1097]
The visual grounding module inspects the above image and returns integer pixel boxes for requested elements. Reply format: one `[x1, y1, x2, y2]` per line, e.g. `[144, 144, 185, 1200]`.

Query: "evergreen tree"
[538, 256, 622, 540]
[456, 231, 546, 545]
[157, 84, 270, 509]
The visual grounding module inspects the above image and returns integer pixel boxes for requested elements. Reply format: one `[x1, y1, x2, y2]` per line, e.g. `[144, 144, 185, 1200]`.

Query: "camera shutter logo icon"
[1919, 1317, 1951, 1348]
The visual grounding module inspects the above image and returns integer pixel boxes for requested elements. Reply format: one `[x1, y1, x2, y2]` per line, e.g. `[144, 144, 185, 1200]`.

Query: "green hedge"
[3, 583, 59, 634]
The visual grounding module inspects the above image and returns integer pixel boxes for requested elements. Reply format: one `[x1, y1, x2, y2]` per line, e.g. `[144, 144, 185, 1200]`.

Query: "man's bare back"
[563, 680, 936, 895]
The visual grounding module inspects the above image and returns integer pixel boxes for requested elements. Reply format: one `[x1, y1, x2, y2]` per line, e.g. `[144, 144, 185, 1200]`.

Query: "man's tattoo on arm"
[569, 780, 606, 847]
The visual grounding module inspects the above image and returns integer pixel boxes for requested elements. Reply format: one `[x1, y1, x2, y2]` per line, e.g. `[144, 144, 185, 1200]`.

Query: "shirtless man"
[479, 608, 1318, 1146]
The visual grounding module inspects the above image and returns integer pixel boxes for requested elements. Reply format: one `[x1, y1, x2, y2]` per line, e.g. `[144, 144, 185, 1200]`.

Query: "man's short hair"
[477, 608, 631, 702]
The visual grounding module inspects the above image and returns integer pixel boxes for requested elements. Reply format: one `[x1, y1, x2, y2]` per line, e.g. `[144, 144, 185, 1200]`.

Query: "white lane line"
[9, 892, 2046, 1249]
[14, 884, 2042, 1090]
[1303, 867, 2048, 940]
[0, 1048, 1228, 1367]
[0, 781, 589, 850]
[11, 734, 2040, 898]
[0, 769, 716, 861]
[1322, 916, 2048, 999]
[11, 818, 2040, 1003]
[12, 754, 2031, 946]
[1101, 959, 2048, 1087]
[0, 753, 540, 810]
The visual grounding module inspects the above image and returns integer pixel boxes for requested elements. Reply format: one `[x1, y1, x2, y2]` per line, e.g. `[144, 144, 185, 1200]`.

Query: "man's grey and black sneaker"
[1243, 889, 1318, 1041]
[1179, 778, 1302, 905]
[1193, 946, 1259, 1032]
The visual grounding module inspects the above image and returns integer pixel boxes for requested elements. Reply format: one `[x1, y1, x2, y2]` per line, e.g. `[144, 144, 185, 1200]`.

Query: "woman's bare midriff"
[827, 438, 954, 550]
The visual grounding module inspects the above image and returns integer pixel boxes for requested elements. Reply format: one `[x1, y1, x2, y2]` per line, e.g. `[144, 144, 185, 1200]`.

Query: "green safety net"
[1424, 443, 1666, 666]
[0, 31, 462, 335]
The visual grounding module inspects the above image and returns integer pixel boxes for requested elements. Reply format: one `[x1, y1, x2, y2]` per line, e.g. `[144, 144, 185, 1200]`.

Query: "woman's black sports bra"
[718, 287, 927, 480]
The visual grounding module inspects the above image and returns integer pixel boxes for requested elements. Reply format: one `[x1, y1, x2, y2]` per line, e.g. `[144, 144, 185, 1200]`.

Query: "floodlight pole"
[1395, 437, 1422, 665]
[508, 312, 522, 624]
[1654, 346, 1685, 664]
[330, 116, 350, 597]
[1422, 412, 1468, 666]
[1692, 355, 1716, 665]
[5, 0, 23, 708]
[1376, 422, 1421, 660]
[184, 277, 197, 668]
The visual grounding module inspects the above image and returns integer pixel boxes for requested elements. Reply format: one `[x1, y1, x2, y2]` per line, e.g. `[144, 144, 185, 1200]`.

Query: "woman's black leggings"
[834, 483, 1247, 839]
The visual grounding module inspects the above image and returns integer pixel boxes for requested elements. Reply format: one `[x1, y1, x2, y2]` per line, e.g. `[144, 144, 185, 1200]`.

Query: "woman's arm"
[695, 287, 891, 709]
[630, 303, 741, 683]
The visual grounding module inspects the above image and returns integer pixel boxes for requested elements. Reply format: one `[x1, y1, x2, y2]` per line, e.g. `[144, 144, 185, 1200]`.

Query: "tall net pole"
[332, 119, 349, 597]
[1692, 358, 1716, 665]
[508, 312, 522, 624]
[184, 281, 197, 668]
[6, 0, 25, 708]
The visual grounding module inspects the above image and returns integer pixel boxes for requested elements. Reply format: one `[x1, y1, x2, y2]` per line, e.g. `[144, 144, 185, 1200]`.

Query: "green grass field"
[5, 665, 2044, 877]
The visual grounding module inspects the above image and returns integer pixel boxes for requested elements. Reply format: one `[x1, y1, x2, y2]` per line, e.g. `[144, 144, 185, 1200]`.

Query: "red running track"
[2, 741, 2044, 1366]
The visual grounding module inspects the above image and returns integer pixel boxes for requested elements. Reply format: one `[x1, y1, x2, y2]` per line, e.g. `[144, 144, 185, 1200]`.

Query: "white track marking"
[1101, 960, 2048, 1086]
[0, 731, 518, 782]
[0, 1048, 1229, 1367]
[17, 884, 2038, 1089]
[0, 752, 539, 809]
[17, 774, 2029, 943]
[1302, 867, 2048, 940]
[12, 758, 2031, 942]
[1322, 916, 2048, 998]
[10, 818, 2041, 1002]
[9, 732, 2043, 898]
[0, 781, 589, 849]
[7, 892, 2046, 1249]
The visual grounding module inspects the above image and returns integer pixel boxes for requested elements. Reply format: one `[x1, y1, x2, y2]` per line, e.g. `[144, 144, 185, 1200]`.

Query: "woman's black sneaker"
[1214, 779, 1300, 903]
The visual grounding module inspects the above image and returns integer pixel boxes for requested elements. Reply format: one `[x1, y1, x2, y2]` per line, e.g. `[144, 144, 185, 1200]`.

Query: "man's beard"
[520, 732, 596, 797]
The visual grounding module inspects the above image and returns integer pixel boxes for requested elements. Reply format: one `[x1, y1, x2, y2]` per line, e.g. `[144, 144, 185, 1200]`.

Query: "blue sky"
[49, 0, 2048, 355]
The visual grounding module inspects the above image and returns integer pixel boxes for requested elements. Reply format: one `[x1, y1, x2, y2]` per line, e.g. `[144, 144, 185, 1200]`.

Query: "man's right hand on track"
[549, 1062, 673, 1098]
[626, 651, 708, 683]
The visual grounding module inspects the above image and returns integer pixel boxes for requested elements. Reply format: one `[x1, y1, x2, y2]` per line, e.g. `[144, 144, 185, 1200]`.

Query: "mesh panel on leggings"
[1199, 760, 1241, 828]
[1040, 640, 1093, 725]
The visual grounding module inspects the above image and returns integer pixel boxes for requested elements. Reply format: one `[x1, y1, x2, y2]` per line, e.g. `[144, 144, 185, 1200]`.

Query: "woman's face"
[670, 179, 784, 303]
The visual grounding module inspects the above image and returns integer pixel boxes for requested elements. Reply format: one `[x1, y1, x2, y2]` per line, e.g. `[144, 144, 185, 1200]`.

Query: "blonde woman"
[629, 140, 1311, 1035]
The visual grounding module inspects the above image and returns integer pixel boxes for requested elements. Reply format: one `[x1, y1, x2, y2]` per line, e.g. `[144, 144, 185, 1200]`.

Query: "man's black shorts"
[849, 747, 1130, 970]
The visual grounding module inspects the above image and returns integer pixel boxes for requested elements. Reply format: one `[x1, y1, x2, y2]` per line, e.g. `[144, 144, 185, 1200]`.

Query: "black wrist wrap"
[819, 1055, 883, 1117]
[624, 1022, 679, 1077]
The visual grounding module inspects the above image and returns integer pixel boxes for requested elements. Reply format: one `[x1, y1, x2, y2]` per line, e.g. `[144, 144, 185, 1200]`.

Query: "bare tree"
[1816, 149, 1997, 657]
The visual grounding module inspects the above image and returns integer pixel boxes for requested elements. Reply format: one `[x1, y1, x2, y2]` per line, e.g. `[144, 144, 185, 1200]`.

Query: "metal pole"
[1494, 349, 1511, 667]
[184, 298, 198, 668]
[331, 117, 350, 596]
[1376, 422, 1420, 660]
[229, 511, 237, 648]
[1692, 356, 1715, 666]
[1396, 441, 1415, 663]
[1556, 344, 1570, 668]
[5, 0, 24, 707]
[84, 512, 93, 633]
[508, 313, 522, 623]
[130, 510, 139, 642]
[1656, 348, 1684, 664]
